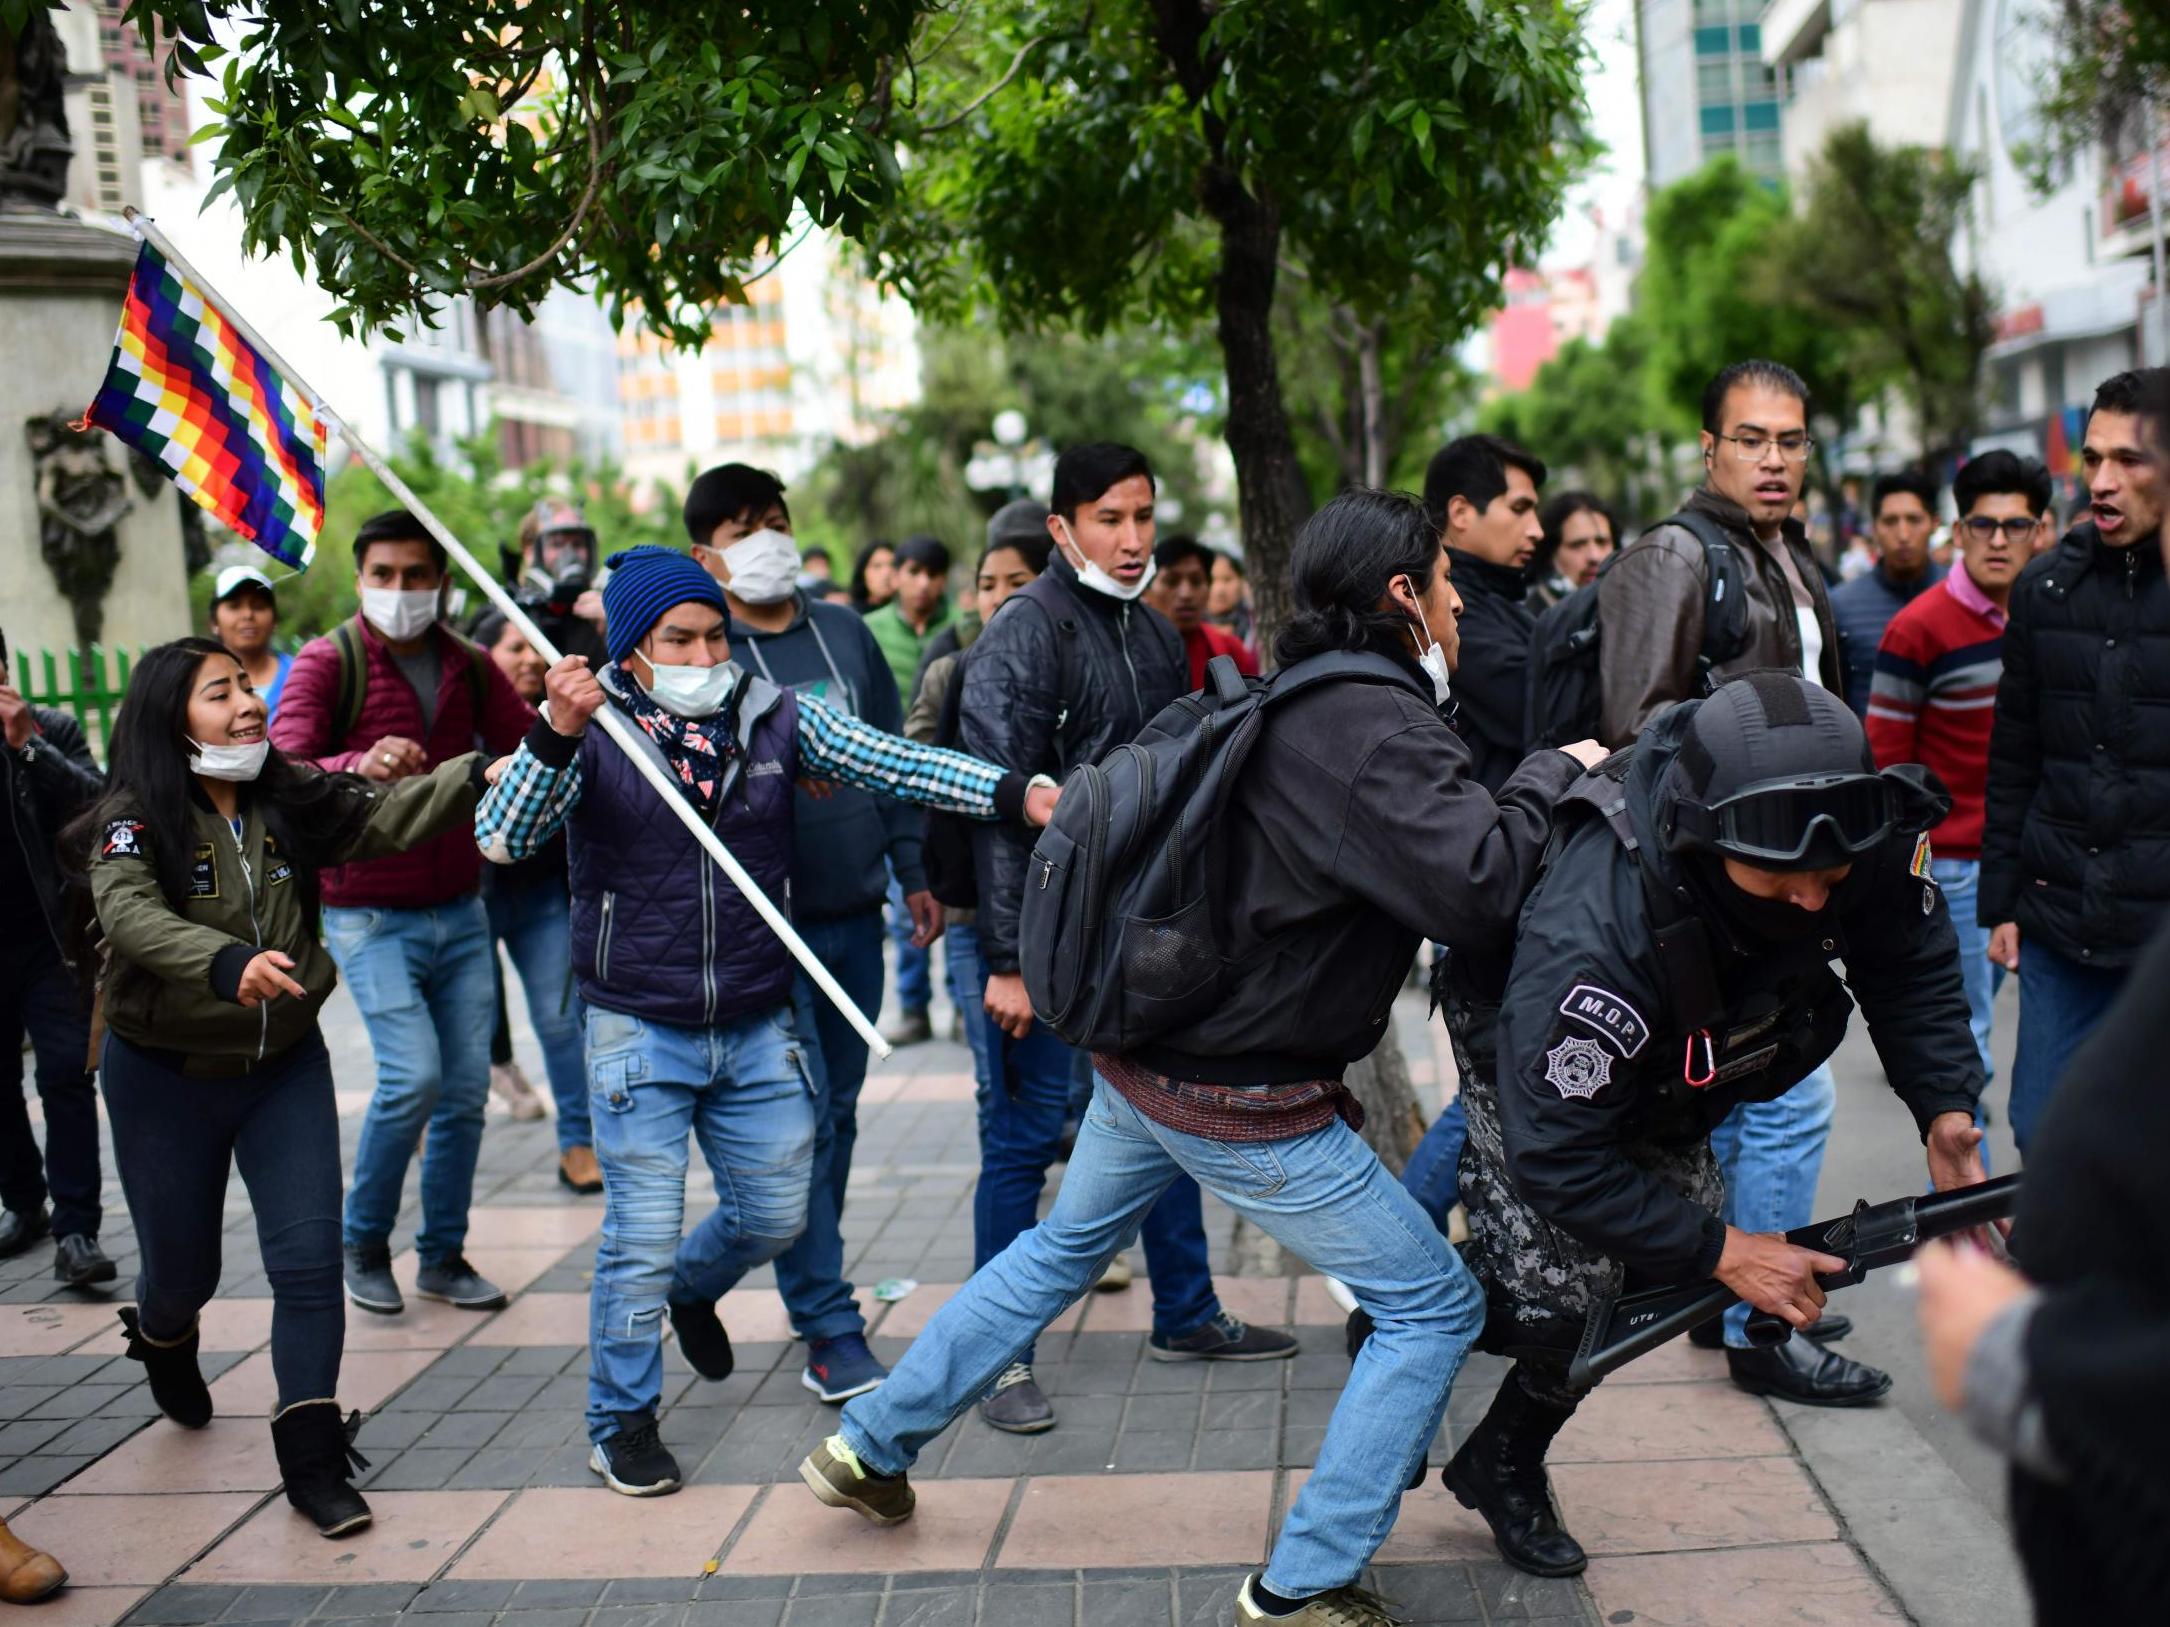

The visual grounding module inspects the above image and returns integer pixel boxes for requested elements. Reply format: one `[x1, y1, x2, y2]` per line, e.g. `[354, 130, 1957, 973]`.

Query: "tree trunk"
[1199, 163, 1312, 657]
[1358, 321, 1388, 489]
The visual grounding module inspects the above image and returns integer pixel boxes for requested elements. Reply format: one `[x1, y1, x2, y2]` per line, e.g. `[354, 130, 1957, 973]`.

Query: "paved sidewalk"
[0, 973, 2007, 1626]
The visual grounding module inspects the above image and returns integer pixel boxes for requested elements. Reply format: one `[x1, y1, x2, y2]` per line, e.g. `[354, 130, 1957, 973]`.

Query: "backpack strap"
[1663, 508, 1753, 687]
[330, 618, 367, 744]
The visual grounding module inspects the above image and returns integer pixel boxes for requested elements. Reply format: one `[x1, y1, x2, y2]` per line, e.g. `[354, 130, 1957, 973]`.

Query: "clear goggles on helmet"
[1669, 772, 1896, 865]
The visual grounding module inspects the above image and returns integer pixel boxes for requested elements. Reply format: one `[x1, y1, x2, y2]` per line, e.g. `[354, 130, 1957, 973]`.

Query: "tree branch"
[918, 31, 1051, 132]
[469, 26, 606, 292]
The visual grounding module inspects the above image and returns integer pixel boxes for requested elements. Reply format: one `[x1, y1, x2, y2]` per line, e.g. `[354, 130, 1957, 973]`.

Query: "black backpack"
[1018, 648, 1411, 1053]
[1523, 508, 1752, 749]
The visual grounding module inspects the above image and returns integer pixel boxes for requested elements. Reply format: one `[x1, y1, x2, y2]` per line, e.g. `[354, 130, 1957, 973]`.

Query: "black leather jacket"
[1495, 705, 1983, 1279]
[6, 707, 102, 962]
[959, 555, 1186, 973]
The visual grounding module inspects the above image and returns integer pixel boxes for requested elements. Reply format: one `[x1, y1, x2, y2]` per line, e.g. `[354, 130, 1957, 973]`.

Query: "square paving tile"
[462, 1208, 604, 1250]
[726, 1478, 1011, 1575]
[59, 1417, 281, 1495]
[449, 1485, 756, 1580]
[193, 1300, 276, 1355]
[209, 1348, 442, 1417]
[1584, 1540, 1905, 1625]
[1551, 1455, 1836, 1555]
[6, 1492, 258, 1586]
[342, 1299, 492, 1353]
[0, 1304, 117, 1358]
[465, 1294, 591, 1348]
[997, 1471, 1274, 1569]
[1552, 1381, 1787, 1463]
[865, 1286, 958, 1342]
[1212, 1277, 1296, 1330]
[1289, 1277, 1344, 1327]
[714, 1290, 795, 1345]
[1607, 1338, 1731, 1387]
[0, 1585, 146, 1625]
[183, 1489, 510, 1584]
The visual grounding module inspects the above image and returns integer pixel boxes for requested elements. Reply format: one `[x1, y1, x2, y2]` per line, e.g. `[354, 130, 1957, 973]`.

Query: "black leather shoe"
[54, 1234, 116, 1287]
[1440, 1378, 1587, 1577]
[0, 1208, 50, 1260]
[1689, 1311, 1852, 1350]
[1725, 1334, 1891, 1406]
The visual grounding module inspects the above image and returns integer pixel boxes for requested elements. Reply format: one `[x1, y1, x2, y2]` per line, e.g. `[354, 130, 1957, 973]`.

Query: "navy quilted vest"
[567, 671, 800, 1028]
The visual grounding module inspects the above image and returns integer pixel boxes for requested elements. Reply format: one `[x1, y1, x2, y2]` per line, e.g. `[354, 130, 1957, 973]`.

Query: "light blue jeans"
[1708, 1062, 1836, 1347]
[486, 878, 591, 1152]
[583, 1004, 816, 1440]
[841, 1077, 1484, 1597]
[1932, 859, 2002, 1083]
[326, 897, 496, 1261]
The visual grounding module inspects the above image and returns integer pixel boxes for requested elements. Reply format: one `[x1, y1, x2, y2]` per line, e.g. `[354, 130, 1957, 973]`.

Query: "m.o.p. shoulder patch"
[1558, 983, 1650, 1059]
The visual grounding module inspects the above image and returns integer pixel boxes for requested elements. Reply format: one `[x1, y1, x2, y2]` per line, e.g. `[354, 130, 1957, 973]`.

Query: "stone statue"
[28, 411, 131, 658]
[0, 9, 75, 210]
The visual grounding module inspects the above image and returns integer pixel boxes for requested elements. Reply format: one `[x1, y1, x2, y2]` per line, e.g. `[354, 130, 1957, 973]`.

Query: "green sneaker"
[799, 1434, 915, 1527]
[1236, 1577, 1402, 1625]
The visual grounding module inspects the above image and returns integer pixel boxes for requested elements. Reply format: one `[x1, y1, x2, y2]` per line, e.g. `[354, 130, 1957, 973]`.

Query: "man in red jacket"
[270, 511, 534, 1316]
[1145, 533, 1258, 691]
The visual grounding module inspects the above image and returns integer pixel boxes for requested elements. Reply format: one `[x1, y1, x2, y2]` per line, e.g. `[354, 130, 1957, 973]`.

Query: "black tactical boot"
[270, 1400, 373, 1537]
[118, 1307, 212, 1429]
[1440, 1374, 1587, 1577]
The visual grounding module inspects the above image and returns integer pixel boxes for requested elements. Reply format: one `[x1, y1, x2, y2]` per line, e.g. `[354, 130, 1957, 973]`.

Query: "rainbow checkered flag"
[82, 240, 329, 569]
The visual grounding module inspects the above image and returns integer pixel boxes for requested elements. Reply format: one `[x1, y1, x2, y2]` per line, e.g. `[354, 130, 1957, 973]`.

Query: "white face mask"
[1055, 518, 1156, 603]
[1400, 578, 1452, 708]
[359, 585, 441, 642]
[718, 528, 802, 606]
[640, 653, 741, 719]
[189, 737, 270, 782]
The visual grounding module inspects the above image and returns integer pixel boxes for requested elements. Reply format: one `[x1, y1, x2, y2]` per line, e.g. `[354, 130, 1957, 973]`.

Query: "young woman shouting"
[67, 637, 487, 1538]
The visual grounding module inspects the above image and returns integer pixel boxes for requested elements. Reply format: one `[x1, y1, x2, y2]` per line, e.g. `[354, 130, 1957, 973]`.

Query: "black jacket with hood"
[1131, 646, 1579, 1085]
[961, 554, 1187, 975]
[5, 706, 103, 963]
[1978, 521, 2170, 969]
[1494, 703, 1984, 1281]
[1444, 547, 1539, 793]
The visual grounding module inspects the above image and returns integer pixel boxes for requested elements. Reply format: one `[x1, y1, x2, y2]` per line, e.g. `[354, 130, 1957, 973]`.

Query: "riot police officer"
[507, 498, 608, 666]
[1451, 671, 1990, 1577]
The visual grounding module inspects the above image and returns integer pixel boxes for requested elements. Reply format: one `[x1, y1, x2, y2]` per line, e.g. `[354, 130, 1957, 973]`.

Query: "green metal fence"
[11, 646, 141, 764]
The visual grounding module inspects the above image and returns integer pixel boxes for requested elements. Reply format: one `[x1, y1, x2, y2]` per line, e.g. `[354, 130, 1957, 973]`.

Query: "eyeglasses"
[1958, 516, 2040, 541]
[1715, 432, 1815, 464]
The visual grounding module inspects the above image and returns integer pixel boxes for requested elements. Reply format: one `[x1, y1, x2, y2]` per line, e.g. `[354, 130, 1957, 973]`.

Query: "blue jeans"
[584, 1004, 816, 1440]
[328, 897, 496, 1261]
[948, 926, 1218, 1360]
[886, 873, 931, 1014]
[2010, 939, 2127, 1152]
[1709, 1062, 1835, 1346]
[1932, 859, 2003, 1084]
[1401, 1096, 1466, 1232]
[774, 910, 887, 1342]
[485, 879, 591, 1152]
[842, 1078, 1484, 1597]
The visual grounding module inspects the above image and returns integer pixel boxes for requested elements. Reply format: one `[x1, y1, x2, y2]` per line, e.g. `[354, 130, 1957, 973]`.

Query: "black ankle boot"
[270, 1400, 373, 1537]
[118, 1308, 212, 1429]
[1440, 1375, 1587, 1577]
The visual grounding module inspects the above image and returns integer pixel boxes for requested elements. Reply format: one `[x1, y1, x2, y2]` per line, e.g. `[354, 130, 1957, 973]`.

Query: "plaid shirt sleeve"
[475, 734, 584, 862]
[796, 693, 1007, 818]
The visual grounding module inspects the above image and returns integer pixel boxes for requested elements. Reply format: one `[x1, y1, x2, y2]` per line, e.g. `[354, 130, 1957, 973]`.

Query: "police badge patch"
[1544, 1034, 1613, 1100]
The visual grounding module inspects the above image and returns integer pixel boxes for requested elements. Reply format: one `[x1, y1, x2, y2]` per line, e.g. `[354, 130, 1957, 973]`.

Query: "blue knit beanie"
[601, 546, 726, 666]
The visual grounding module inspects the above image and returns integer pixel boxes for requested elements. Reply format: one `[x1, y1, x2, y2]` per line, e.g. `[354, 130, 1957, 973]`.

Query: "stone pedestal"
[0, 207, 190, 673]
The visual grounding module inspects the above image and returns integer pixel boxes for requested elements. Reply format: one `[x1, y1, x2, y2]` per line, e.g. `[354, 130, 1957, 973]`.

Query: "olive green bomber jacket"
[91, 755, 484, 1068]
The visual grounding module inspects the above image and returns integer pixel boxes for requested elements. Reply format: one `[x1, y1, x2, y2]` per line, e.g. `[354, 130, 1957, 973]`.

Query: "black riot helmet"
[1660, 672, 1948, 870]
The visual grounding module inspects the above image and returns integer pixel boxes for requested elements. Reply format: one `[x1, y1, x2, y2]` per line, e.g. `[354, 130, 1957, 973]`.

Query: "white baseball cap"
[212, 564, 277, 604]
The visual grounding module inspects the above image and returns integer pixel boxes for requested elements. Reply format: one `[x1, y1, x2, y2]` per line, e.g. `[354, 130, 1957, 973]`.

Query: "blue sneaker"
[801, 1333, 888, 1403]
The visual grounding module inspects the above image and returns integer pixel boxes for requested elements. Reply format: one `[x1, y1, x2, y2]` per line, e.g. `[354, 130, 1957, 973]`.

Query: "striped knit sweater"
[1866, 572, 2005, 859]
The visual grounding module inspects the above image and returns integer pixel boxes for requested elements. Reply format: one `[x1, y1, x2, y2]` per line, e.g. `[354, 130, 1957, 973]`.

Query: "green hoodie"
[92, 755, 483, 1070]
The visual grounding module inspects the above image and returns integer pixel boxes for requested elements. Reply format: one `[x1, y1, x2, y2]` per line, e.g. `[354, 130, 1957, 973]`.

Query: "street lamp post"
[993, 409, 1029, 500]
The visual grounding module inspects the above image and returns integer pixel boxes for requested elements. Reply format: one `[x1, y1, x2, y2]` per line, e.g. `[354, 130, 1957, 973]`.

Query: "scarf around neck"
[616, 672, 741, 813]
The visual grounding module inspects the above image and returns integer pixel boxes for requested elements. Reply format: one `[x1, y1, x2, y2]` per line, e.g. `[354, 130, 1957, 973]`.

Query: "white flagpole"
[123, 208, 894, 1060]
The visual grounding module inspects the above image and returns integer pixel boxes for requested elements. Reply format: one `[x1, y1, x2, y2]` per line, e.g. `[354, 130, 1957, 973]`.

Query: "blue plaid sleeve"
[796, 693, 1006, 818]
[476, 735, 584, 862]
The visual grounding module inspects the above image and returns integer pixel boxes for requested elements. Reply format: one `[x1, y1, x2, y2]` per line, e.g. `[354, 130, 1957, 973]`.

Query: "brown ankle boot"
[0, 1516, 66, 1603]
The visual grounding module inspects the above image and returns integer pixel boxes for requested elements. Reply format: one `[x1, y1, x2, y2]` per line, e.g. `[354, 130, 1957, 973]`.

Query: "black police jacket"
[1979, 523, 2170, 970]
[1494, 704, 1985, 1281]
[6, 707, 103, 961]
[959, 554, 1188, 975]
[1444, 548, 1538, 794]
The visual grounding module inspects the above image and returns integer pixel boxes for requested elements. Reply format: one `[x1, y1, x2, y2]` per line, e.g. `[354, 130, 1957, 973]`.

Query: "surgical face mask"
[189, 737, 269, 782]
[1400, 580, 1451, 708]
[359, 585, 441, 642]
[1055, 519, 1156, 603]
[640, 652, 741, 719]
[719, 528, 802, 606]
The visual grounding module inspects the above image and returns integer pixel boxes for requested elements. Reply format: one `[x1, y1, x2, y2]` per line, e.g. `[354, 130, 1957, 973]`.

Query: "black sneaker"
[343, 1244, 403, 1315]
[589, 1411, 681, 1497]
[54, 1234, 117, 1286]
[1149, 1312, 1300, 1363]
[414, 1253, 508, 1310]
[668, 1297, 735, 1382]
